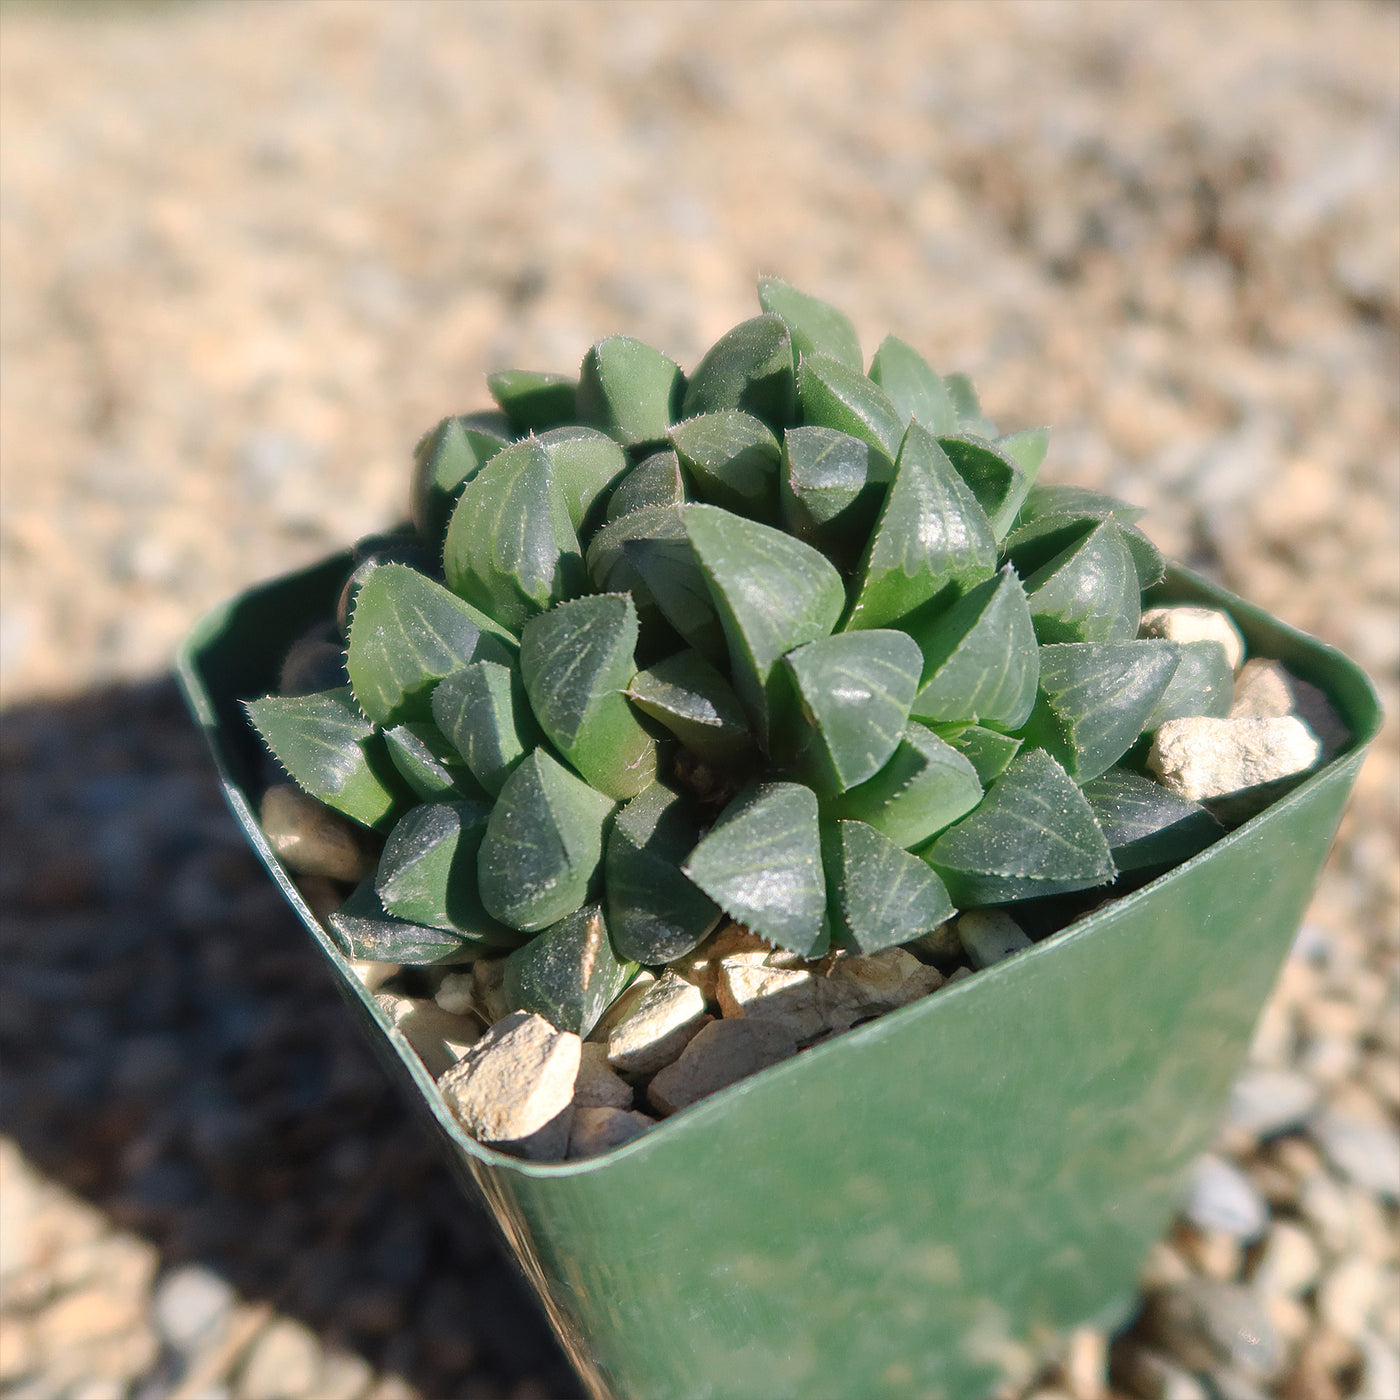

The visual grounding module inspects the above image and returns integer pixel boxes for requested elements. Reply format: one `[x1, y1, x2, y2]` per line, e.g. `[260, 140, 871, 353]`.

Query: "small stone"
[957, 909, 1032, 969]
[151, 1263, 235, 1354]
[825, 947, 944, 1016]
[716, 957, 827, 1040]
[1146, 1279, 1283, 1381]
[237, 1317, 323, 1400]
[1250, 1220, 1322, 1298]
[1287, 1328, 1360, 1400]
[1140, 606, 1245, 672]
[1230, 659, 1349, 757]
[471, 957, 512, 1024]
[567, 1106, 655, 1158]
[259, 784, 370, 882]
[606, 972, 710, 1075]
[316, 1348, 375, 1400]
[1201, 1369, 1268, 1400]
[0, 1318, 35, 1384]
[1308, 1110, 1400, 1199]
[1318, 1255, 1383, 1341]
[377, 996, 482, 1077]
[676, 922, 771, 999]
[1176, 1225, 1244, 1282]
[279, 632, 347, 695]
[348, 959, 398, 992]
[1262, 1293, 1311, 1348]
[438, 1012, 581, 1160]
[585, 971, 657, 1042]
[1061, 1327, 1107, 1399]
[1148, 715, 1320, 802]
[1184, 1154, 1269, 1242]
[1139, 1240, 1196, 1291]
[1225, 1066, 1319, 1139]
[433, 970, 475, 1015]
[573, 1041, 632, 1108]
[1358, 1332, 1400, 1400]
[904, 918, 963, 963]
[1111, 1343, 1208, 1400]
[944, 965, 974, 985]
[648, 1018, 798, 1116]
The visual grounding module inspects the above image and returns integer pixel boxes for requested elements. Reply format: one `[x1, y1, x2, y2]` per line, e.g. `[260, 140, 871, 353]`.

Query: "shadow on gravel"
[0, 677, 582, 1399]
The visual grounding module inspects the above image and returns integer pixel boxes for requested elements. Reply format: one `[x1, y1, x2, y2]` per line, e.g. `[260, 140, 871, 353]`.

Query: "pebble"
[716, 957, 828, 1041]
[1184, 1154, 1270, 1242]
[648, 1019, 799, 1116]
[150, 1263, 236, 1354]
[438, 1013, 580, 1160]
[1112, 1344, 1209, 1400]
[826, 948, 945, 1015]
[1148, 715, 1321, 802]
[1307, 1109, 1400, 1199]
[1317, 1255, 1383, 1341]
[259, 784, 371, 883]
[1146, 1280, 1284, 1382]
[675, 923, 771, 1000]
[1225, 1066, 1318, 1139]
[237, 1318, 323, 1400]
[1140, 606, 1246, 672]
[957, 909, 1033, 969]
[1230, 659, 1350, 756]
[1250, 1220, 1322, 1298]
[566, 1107, 655, 1159]
[470, 958, 512, 1025]
[434, 971, 476, 1017]
[572, 1042, 632, 1109]
[605, 972, 710, 1075]
[1358, 1331, 1400, 1400]
[376, 996, 483, 1078]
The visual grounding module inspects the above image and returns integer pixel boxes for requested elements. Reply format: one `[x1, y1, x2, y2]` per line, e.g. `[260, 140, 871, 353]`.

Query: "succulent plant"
[247, 277, 1243, 1039]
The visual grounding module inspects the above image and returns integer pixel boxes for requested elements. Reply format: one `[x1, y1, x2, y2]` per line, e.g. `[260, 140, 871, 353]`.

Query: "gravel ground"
[0, 2, 1395, 1398]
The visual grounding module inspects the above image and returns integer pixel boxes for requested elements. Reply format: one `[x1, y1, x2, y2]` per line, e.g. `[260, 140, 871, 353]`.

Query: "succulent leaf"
[683, 781, 827, 955]
[921, 750, 1114, 904]
[487, 369, 578, 433]
[330, 878, 484, 965]
[669, 410, 783, 521]
[577, 335, 685, 448]
[477, 750, 616, 933]
[937, 435, 1031, 541]
[535, 426, 629, 534]
[943, 372, 997, 437]
[605, 449, 688, 522]
[779, 425, 892, 564]
[926, 723, 1023, 785]
[796, 353, 905, 462]
[246, 687, 405, 830]
[383, 722, 485, 801]
[757, 276, 862, 372]
[1023, 519, 1142, 644]
[845, 421, 997, 630]
[823, 818, 956, 955]
[1142, 639, 1233, 730]
[431, 660, 540, 797]
[868, 334, 958, 435]
[995, 427, 1049, 482]
[625, 651, 754, 766]
[411, 414, 510, 546]
[1080, 767, 1222, 872]
[606, 782, 722, 964]
[681, 312, 796, 427]
[520, 594, 658, 800]
[504, 904, 637, 1036]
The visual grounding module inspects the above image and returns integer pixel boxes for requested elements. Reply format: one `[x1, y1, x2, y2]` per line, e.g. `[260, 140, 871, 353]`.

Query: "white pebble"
[1148, 715, 1320, 802]
[1140, 606, 1245, 672]
[957, 910, 1032, 969]
[648, 1018, 797, 1116]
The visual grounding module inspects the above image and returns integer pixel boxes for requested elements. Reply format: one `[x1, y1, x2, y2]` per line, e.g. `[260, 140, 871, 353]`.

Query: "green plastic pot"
[178, 552, 1379, 1400]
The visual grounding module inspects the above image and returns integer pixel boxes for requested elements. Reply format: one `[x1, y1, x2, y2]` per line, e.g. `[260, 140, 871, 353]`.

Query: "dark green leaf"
[477, 750, 616, 933]
[504, 904, 636, 1036]
[926, 723, 1023, 785]
[346, 563, 513, 725]
[669, 411, 782, 521]
[1021, 640, 1180, 782]
[1004, 513, 1166, 592]
[431, 661, 540, 797]
[921, 749, 1115, 904]
[683, 781, 827, 955]
[535, 426, 629, 533]
[487, 369, 578, 433]
[336, 537, 442, 640]
[779, 425, 892, 564]
[605, 449, 688, 522]
[832, 724, 983, 849]
[784, 629, 923, 793]
[683, 503, 846, 737]
[1081, 767, 1223, 873]
[606, 782, 722, 963]
[520, 595, 657, 800]
[410, 414, 510, 546]
[757, 276, 862, 372]
[681, 313, 796, 428]
[1143, 640, 1234, 730]
[845, 421, 997, 630]
[823, 819, 955, 954]
[1023, 520, 1142, 644]
[577, 335, 684, 447]
[443, 438, 583, 631]
[1015, 483, 1145, 527]
[942, 372, 997, 437]
[245, 687, 405, 830]
[383, 722, 485, 801]
[995, 427, 1049, 482]
[626, 651, 754, 765]
[905, 566, 1040, 730]
[796, 354, 904, 461]
[329, 878, 483, 965]
[868, 334, 957, 434]
[937, 435, 1030, 541]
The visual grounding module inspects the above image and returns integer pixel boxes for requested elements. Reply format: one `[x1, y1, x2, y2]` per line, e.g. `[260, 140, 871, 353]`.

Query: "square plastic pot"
[178, 552, 1380, 1400]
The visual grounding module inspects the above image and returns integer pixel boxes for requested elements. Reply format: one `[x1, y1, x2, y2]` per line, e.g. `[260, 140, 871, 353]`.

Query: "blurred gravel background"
[0, 2, 1396, 1398]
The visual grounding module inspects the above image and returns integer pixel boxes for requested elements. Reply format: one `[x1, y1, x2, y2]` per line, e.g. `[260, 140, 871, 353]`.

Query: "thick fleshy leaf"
[927, 723, 1023, 785]
[431, 661, 539, 797]
[995, 427, 1049, 482]
[681, 313, 796, 428]
[845, 421, 997, 630]
[1015, 483, 1145, 528]
[410, 414, 510, 546]
[943, 372, 997, 437]
[626, 651, 753, 765]
[683, 504, 846, 737]
[535, 426, 629, 533]
[757, 276, 862, 372]
[784, 629, 923, 793]
[868, 335, 957, 434]
[832, 724, 983, 850]
[1023, 520, 1142, 644]
[375, 800, 516, 942]
[347, 564, 513, 725]
[606, 783, 722, 964]
[1004, 513, 1166, 592]
[245, 687, 404, 830]
[383, 722, 485, 801]
[336, 536, 442, 640]
[329, 879, 483, 965]
[683, 782, 826, 955]
[905, 566, 1039, 730]
[605, 449, 688, 522]
[1143, 640, 1234, 730]
[938, 435, 1030, 541]
[504, 905, 636, 1036]
[669, 411, 782, 521]
[796, 354, 904, 462]
[779, 425, 892, 564]
[487, 369, 577, 433]
[477, 750, 616, 933]
[823, 819, 956, 954]
[443, 438, 583, 631]
[1081, 768, 1223, 872]
[577, 335, 684, 448]
[921, 749, 1115, 905]
[1022, 641, 1180, 782]
[520, 595, 657, 800]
